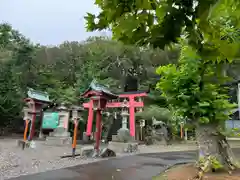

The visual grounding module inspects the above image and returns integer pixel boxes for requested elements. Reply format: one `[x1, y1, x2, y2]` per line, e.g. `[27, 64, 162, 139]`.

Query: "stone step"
[227, 137, 240, 141]
[49, 131, 71, 137]
[45, 136, 72, 146]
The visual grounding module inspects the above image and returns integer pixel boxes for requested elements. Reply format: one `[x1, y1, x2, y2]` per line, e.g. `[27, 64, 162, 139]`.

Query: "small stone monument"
[152, 119, 168, 145]
[46, 103, 71, 145]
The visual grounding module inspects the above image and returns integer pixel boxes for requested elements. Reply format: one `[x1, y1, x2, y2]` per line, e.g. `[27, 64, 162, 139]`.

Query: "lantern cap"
[71, 105, 83, 120]
[27, 88, 51, 103]
[70, 105, 84, 111]
[57, 103, 68, 111]
[81, 79, 118, 99]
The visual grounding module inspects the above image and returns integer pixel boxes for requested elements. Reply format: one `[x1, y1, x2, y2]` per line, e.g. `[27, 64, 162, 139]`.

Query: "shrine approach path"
[8, 149, 240, 180]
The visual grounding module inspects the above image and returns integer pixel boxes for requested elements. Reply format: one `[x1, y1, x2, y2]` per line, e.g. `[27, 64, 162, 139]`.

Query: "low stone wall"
[227, 138, 240, 148]
[45, 136, 72, 146]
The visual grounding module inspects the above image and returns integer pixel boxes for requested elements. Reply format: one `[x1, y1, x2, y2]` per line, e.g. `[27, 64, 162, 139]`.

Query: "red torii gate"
[83, 91, 147, 137]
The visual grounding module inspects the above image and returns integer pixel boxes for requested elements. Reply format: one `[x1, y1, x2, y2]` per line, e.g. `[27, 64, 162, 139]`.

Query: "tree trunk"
[196, 124, 239, 175]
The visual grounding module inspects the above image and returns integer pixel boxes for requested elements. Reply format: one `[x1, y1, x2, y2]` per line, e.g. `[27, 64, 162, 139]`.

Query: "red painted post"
[94, 110, 102, 153]
[29, 112, 36, 140]
[129, 97, 135, 137]
[86, 100, 94, 136]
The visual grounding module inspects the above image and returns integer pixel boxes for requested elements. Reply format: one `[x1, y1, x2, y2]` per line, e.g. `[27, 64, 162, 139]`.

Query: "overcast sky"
[0, 0, 109, 45]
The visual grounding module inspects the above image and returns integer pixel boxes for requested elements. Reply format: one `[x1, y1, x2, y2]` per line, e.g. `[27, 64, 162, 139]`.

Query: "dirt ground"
[155, 164, 240, 180]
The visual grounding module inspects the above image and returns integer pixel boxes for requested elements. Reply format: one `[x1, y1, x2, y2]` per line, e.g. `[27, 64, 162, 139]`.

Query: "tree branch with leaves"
[85, 0, 240, 176]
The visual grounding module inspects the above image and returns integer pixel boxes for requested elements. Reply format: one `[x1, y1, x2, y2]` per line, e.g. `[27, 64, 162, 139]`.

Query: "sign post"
[24, 120, 29, 141]
[140, 120, 145, 141]
[71, 106, 83, 157]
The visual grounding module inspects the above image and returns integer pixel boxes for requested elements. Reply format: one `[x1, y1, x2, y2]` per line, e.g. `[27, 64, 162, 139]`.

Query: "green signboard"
[42, 112, 59, 129]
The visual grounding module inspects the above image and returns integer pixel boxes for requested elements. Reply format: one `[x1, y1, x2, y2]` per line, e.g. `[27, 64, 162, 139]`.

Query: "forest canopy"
[0, 23, 180, 132]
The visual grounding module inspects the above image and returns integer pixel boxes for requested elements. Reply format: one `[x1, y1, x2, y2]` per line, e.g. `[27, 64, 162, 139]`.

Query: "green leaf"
[199, 117, 210, 124]
[155, 1, 168, 23]
[198, 102, 210, 107]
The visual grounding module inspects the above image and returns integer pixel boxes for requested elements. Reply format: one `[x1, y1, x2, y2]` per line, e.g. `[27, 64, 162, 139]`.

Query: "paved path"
[8, 149, 240, 180]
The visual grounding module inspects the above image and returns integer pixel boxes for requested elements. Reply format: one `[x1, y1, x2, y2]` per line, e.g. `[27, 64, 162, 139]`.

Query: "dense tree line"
[0, 23, 180, 132]
[0, 22, 239, 134]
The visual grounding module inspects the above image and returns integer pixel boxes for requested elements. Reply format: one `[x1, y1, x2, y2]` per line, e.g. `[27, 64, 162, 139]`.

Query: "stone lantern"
[115, 99, 131, 143]
[121, 99, 129, 129]
[56, 103, 70, 131]
[71, 106, 84, 121]
[48, 103, 70, 138]
[23, 107, 33, 121]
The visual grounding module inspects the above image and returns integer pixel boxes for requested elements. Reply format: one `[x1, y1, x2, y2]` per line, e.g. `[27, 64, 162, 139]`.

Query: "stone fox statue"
[152, 118, 172, 145]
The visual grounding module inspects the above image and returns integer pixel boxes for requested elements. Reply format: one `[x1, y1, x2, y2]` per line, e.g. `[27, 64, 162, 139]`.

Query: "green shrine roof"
[27, 88, 51, 102]
[83, 80, 118, 98]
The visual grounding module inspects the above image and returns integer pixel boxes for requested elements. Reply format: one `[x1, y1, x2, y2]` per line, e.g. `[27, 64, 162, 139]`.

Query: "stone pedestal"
[46, 127, 71, 146]
[151, 131, 168, 145]
[109, 126, 137, 153]
[108, 141, 138, 153]
[17, 140, 31, 150]
[45, 103, 72, 146]
[49, 128, 71, 137]
[115, 128, 133, 142]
